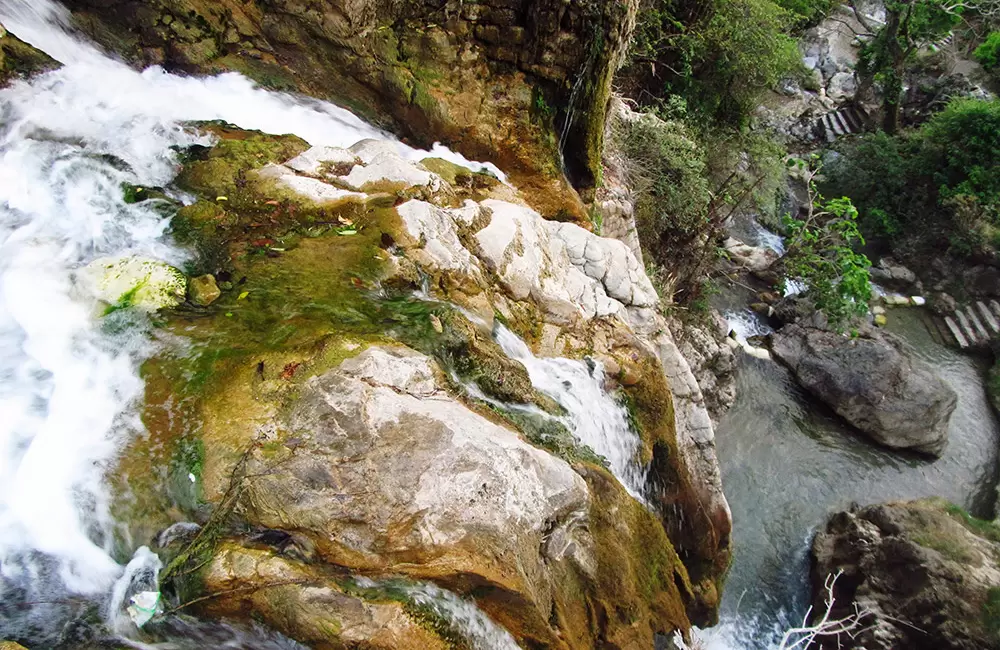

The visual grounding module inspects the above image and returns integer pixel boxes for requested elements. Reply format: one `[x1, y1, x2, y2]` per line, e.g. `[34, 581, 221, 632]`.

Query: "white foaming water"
[726, 309, 773, 343]
[0, 0, 502, 630]
[495, 325, 648, 499]
[752, 219, 786, 255]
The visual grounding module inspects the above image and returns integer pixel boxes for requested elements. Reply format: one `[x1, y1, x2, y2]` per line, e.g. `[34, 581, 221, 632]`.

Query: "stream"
[703, 221, 1000, 648]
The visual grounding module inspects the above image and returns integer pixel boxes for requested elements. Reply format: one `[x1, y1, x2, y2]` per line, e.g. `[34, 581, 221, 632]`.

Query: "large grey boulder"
[810, 500, 1000, 650]
[771, 324, 956, 456]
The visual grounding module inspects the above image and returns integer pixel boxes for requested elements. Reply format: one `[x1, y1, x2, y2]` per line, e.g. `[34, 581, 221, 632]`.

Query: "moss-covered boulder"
[811, 499, 1000, 650]
[62, 0, 639, 220]
[0, 25, 58, 87]
[105, 124, 732, 645]
[80, 255, 187, 312]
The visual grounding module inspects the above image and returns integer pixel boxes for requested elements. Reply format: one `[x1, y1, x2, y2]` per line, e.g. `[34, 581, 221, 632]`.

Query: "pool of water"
[704, 305, 999, 648]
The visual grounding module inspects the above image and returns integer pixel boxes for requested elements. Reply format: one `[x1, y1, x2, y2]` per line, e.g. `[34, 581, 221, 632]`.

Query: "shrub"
[628, 0, 802, 127]
[975, 31, 1000, 70]
[821, 98, 1000, 257]
[775, 0, 838, 28]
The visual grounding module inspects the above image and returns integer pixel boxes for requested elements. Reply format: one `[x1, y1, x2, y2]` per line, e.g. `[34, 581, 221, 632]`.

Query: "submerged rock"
[188, 274, 221, 306]
[771, 324, 956, 456]
[811, 500, 1000, 650]
[80, 256, 186, 311]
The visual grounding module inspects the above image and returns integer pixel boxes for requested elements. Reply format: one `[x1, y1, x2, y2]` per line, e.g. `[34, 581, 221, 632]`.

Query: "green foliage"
[628, 0, 802, 127]
[616, 113, 712, 244]
[774, 0, 837, 27]
[976, 32, 1000, 70]
[984, 587, 1000, 641]
[686, 0, 802, 126]
[856, 0, 962, 131]
[823, 98, 1000, 257]
[783, 162, 872, 329]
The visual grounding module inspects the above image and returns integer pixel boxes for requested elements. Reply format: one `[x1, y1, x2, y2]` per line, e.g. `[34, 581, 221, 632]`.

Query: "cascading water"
[0, 0, 503, 645]
[494, 325, 649, 500]
[354, 578, 522, 650]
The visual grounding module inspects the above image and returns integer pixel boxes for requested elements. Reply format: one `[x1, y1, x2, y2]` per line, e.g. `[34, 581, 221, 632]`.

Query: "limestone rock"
[722, 237, 780, 273]
[339, 142, 440, 193]
[80, 256, 186, 311]
[771, 324, 957, 456]
[811, 500, 1000, 650]
[471, 199, 655, 323]
[188, 274, 221, 306]
[257, 163, 366, 204]
[203, 544, 450, 650]
[284, 145, 358, 177]
[396, 200, 480, 275]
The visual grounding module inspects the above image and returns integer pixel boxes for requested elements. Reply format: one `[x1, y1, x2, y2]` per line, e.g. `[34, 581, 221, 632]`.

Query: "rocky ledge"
[811, 500, 1000, 650]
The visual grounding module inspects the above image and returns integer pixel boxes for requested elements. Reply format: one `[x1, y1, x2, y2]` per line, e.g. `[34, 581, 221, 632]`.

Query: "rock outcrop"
[811, 499, 1000, 650]
[63, 0, 640, 217]
[771, 323, 957, 456]
[112, 126, 733, 647]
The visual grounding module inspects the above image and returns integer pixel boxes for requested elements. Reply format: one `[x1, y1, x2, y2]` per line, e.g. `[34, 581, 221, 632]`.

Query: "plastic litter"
[127, 591, 161, 628]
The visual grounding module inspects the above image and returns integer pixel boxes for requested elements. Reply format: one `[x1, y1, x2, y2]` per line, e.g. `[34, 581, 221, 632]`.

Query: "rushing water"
[495, 324, 649, 499]
[703, 302, 1000, 649]
[0, 1, 505, 645]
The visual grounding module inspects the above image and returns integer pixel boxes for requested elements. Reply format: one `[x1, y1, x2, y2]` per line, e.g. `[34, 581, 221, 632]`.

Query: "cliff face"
[63, 0, 637, 220]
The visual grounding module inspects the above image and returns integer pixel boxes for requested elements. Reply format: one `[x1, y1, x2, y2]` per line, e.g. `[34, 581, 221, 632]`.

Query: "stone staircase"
[814, 104, 870, 142]
[937, 300, 1000, 349]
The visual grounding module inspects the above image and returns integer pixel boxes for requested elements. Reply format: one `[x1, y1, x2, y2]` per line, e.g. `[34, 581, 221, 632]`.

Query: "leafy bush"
[782, 184, 872, 329]
[975, 31, 1000, 70]
[775, 0, 837, 27]
[616, 113, 712, 244]
[628, 0, 802, 127]
[821, 98, 1000, 257]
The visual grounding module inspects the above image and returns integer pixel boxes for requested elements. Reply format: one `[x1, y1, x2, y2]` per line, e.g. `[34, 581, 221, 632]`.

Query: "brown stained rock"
[202, 544, 451, 650]
[193, 345, 692, 648]
[811, 500, 1000, 650]
[189, 274, 221, 306]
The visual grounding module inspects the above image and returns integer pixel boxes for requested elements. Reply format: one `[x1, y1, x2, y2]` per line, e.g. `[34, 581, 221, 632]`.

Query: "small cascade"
[355, 579, 521, 650]
[494, 325, 649, 500]
[107, 547, 162, 635]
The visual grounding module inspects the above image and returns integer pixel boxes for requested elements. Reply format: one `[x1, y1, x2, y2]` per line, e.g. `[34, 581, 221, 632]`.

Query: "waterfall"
[0, 0, 497, 642]
[494, 325, 649, 500]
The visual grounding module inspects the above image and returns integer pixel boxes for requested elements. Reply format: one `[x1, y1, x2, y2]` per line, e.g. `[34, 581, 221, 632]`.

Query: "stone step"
[966, 306, 990, 341]
[945, 316, 970, 349]
[990, 299, 1000, 322]
[977, 301, 1000, 334]
[955, 309, 980, 343]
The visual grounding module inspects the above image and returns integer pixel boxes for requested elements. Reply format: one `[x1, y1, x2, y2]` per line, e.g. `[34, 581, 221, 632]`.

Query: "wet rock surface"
[771, 323, 957, 456]
[811, 500, 1000, 650]
[110, 128, 730, 647]
[62, 0, 640, 218]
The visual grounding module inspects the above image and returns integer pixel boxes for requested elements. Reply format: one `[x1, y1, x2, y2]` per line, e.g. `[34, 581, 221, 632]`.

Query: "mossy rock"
[0, 28, 58, 87]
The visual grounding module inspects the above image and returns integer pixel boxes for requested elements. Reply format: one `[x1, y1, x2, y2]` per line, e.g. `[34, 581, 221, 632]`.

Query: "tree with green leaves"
[781, 159, 872, 329]
[849, 0, 1000, 133]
